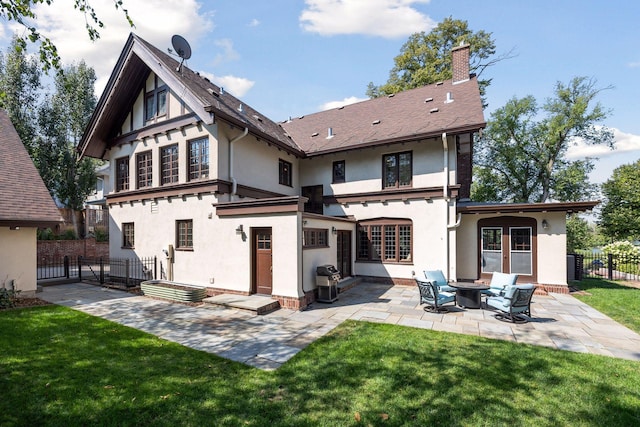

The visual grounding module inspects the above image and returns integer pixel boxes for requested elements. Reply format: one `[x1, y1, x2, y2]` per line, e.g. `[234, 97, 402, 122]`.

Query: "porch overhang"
[214, 196, 307, 216]
[457, 200, 599, 215]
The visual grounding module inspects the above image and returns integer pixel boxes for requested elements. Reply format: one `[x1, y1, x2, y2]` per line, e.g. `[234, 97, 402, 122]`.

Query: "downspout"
[442, 132, 462, 281]
[229, 127, 249, 201]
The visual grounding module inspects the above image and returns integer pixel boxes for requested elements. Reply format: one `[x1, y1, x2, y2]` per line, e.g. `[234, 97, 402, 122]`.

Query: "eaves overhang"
[458, 200, 600, 215]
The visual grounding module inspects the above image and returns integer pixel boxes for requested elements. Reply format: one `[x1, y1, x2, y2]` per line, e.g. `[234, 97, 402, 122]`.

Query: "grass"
[572, 278, 640, 333]
[1, 304, 640, 426]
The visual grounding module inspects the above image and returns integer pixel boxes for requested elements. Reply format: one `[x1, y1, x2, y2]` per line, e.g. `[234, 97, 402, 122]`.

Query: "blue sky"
[1, 0, 639, 183]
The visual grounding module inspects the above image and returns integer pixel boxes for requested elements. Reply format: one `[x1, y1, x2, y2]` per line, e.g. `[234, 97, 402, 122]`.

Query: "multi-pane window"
[161, 144, 179, 185]
[332, 160, 345, 183]
[357, 219, 412, 263]
[188, 137, 209, 181]
[115, 157, 129, 192]
[176, 219, 193, 250]
[303, 229, 328, 248]
[136, 151, 153, 189]
[481, 227, 503, 273]
[383, 151, 412, 189]
[122, 222, 134, 248]
[279, 158, 292, 186]
[145, 85, 167, 122]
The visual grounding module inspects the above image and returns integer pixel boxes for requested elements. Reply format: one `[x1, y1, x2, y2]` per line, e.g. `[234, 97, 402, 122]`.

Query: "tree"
[599, 160, 640, 241]
[0, 36, 42, 157]
[38, 61, 99, 237]
[1, 0, 132, 71]
[566, 215, 606, 252]
[366, 17, 511, 105]
[472, 77, 613, 203]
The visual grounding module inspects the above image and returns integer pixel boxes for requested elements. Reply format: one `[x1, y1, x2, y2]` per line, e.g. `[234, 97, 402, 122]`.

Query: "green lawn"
[572, 278, 640, 333]
[1, 304, 639, 426]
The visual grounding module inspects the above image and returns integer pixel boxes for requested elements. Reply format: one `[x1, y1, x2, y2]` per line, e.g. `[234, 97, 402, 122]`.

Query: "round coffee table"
[449, 283, 490, 309]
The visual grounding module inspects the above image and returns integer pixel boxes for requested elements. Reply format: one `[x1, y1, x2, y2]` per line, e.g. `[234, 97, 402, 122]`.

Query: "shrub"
[602, 241, 640, 275]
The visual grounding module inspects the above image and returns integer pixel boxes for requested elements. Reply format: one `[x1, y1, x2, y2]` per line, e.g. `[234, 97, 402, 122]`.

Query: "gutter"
[229, 127, 249, 200]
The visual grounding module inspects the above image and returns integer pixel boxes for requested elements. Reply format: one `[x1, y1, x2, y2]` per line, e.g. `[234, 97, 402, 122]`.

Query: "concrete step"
[337, 276, 362, 293]
[202, 294, 280, 315]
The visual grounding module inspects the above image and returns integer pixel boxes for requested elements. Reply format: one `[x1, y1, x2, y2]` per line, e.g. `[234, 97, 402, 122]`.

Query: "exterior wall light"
[331, 226, 337, 235]
[542, 219, 549, 230]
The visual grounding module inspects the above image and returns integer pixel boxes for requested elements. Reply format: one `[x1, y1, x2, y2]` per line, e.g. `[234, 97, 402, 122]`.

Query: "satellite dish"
[171, 35, 191, 73]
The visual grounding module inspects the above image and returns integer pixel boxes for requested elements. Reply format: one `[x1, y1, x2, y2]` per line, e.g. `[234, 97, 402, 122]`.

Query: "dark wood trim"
[459, 200, 599, 215]
[110, 114, 200, 148]
[1, 220, 61, 228]
[106, 179, 231, 204]
[323, 186, 459, 205]
[215, 196, 306, 216]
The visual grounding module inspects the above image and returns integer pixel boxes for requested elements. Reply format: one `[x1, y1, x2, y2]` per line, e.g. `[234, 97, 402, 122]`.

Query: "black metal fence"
[570, 252, 640, 282]
[38, 256, 157, 287]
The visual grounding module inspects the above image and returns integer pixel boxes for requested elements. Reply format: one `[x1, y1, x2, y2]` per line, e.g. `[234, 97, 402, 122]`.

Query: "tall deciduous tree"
[0, 36, 42, 157]
[472, 77, 613, 203]
[366, 17, 510, 105]
[1, 0, 132, 71]
[599, 160, 640, 241]
[38, 61, 99, 236]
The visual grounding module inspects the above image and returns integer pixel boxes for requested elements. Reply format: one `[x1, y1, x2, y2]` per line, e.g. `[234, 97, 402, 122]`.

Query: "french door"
[479, 217, 537, 282]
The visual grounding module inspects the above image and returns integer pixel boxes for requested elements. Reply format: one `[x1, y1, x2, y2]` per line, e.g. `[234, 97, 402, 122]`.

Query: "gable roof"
[0, 110, 62, 228]
[281, 78, 485, 156]
[79, 33, 301, 159]
[79, 34, 485, 161]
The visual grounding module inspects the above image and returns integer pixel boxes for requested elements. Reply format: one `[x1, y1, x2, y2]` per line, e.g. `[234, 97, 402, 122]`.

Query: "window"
[188, 137, 209, 181]
[145, 84, 167, 122]
[115, 157, 129, 192]
[279, 158, 292, 186]
[122, 223, 134, 248]
[481, 227, 503, 273]
[332, 160, 345, 183]
[383, 151, 412, 189]
[357, 219, 412, 263]
[176, 219, 193, 250]
[161, 144, 179, 185]
[136, 151, 153, 189]
[302, 185, 323, 214]
[303, 228, 328, 248]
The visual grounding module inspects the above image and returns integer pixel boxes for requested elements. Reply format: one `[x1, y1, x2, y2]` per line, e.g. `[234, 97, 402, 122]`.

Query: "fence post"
[78, 256, 83, 281]
[64, 255, 70, 278]
[154, 256, 157, 280]
[100, 258, 105, 284]
[125, 259, 130, 287]
[608, 253, 614, 280]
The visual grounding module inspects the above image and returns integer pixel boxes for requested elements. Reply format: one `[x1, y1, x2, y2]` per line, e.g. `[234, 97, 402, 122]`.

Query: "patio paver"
[38, 282, 640, 370]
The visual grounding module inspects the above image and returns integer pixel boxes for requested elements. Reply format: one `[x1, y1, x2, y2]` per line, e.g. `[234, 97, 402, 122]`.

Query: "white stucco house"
[0, 110, 62, 297]
[78, 34, 596, 309]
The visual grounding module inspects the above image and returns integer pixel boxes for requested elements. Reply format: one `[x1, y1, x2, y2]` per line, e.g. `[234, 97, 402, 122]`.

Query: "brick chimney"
[452, 43, 470, 84]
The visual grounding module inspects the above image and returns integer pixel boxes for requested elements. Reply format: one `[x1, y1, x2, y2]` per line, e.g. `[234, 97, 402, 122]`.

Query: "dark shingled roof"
[0, 110, 62, 227]
[281, 78, 485, 156]
[79, 34, 484, 161]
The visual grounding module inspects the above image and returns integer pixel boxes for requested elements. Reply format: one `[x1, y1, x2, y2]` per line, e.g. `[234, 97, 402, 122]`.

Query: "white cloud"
[567, 127, 640, 159]
[320, 96, 368, 110]
[628, 61, 640, 68]
[3, 0, 214, 94]
[197, 71, 255, 97]
[212, 39, 240, 66]
[300, 0, 435, 38]
[249, 18, 260, 27]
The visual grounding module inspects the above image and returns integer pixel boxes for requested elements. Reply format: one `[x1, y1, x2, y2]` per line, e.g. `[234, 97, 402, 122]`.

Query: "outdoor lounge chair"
[419, 269, 457, 292]
[485, 283, 535, 323]
[482, 272, 518, 297]
[415, 278, 456, 313]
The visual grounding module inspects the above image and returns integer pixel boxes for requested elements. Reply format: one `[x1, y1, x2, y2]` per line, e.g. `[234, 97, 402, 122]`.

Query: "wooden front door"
[253, 228, 273, 295]
[336, 230, 352, 277]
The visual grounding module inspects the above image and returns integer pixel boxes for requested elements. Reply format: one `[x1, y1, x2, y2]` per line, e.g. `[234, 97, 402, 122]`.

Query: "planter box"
[140, 280, 207, 303]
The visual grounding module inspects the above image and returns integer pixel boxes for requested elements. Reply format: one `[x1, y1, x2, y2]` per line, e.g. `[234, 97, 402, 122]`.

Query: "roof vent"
[311, 132, 319, 137]
[238, 103, 244, 113]
[388, 94, 395, 98]
[435, 81, 444, 86]
[327, 127, 334, 139]
[430, 108, 439, 113]
[338, 106, 345, 110]
[372, 119, 381, 125]
[207, 88, 219, 97]
[424, 97, 433, 103]
[220, 87, 224, 95]
[446, 92, 454, 103]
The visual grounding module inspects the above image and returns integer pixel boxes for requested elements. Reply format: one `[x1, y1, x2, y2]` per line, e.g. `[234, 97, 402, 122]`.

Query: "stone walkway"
[39, 282, 640, 370]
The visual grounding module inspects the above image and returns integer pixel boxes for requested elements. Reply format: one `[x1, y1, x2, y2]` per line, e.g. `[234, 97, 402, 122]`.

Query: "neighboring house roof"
[0, 110, 63, 228]
[79, 33, 485, 160]
[79, 33, 301, 159]
[281, 78, 485, 157]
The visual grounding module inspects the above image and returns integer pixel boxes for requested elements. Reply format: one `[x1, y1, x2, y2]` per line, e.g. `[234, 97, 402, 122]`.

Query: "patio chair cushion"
[482, 272, 518, 296]
[423, 270, 456, 292]
[415, 279, 456, 312]
[486, 283, 535, 322]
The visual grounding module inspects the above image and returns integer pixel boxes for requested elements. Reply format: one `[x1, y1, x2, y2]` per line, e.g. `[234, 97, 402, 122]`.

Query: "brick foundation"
[37, 237, 109, 262]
